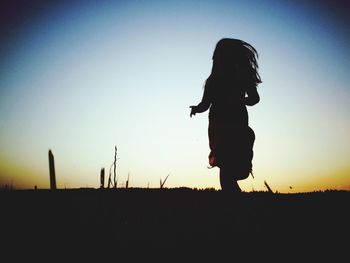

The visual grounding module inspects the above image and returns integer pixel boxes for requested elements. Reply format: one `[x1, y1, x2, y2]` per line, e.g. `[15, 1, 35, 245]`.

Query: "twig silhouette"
[160, 174, 170, 189]
[264, 180, 274, 194]
[113, 146, 117, 188]
[107, 146, 119, 188]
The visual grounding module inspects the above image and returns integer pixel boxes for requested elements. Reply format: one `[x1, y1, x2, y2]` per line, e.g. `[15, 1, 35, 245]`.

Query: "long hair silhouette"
[209, 38, 261, 87]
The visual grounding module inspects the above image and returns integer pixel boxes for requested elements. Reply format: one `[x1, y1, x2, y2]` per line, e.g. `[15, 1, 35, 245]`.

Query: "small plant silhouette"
[126, 173, 130, 189]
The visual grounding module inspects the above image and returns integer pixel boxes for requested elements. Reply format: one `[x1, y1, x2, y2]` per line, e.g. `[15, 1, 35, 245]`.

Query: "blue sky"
[1, 0, 349, 192]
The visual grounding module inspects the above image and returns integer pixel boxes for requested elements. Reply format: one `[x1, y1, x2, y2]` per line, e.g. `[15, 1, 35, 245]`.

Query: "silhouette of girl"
[190, 38, 261, 192]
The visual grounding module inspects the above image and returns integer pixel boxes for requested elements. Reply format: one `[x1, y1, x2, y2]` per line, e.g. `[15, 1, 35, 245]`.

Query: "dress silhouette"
[190, 38, 261, 192]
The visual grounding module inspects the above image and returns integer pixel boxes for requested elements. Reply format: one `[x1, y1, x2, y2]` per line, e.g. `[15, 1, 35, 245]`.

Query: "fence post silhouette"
[107, 172, 112, 189]
[100, 168, 105, 189]
[48, 150, 57, 190]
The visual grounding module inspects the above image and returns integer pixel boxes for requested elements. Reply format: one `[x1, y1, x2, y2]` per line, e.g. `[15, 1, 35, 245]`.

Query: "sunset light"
[1, 0, 349, 192]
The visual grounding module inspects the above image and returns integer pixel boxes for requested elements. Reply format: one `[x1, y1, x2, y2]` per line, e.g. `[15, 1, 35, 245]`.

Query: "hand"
[189, 106, 197, 118]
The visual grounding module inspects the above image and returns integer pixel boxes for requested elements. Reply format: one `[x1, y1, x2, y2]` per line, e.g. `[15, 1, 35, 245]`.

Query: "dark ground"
[1, 188, 349, 261]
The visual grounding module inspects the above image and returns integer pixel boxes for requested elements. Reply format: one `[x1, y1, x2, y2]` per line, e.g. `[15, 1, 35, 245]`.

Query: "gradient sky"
[1, 0, 349, 192]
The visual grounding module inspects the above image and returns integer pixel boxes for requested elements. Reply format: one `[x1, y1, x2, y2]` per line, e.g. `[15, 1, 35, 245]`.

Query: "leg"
[219, 167, 241, 193]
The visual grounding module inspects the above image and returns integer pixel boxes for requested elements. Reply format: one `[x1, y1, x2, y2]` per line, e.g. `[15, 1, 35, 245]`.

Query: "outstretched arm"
[190, 86, 211, 117]
[245, 86, 260, 106]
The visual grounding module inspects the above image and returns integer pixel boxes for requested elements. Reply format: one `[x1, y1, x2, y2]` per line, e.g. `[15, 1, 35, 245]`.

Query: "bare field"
[1, 188, 349, 260]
